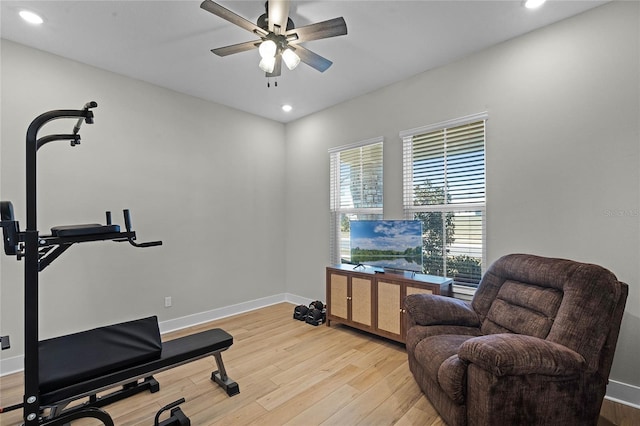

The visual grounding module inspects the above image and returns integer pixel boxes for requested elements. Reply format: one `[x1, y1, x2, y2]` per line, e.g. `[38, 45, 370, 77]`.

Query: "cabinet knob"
[347, 296, 352, 300]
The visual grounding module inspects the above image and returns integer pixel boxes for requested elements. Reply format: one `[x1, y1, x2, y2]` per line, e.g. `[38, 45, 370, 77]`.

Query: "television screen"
[349, 220, 423, 272]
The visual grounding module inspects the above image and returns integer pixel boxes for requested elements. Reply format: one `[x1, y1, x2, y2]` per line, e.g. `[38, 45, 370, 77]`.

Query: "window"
[402, 113, 486, 287]
[329, 137, 383, 265]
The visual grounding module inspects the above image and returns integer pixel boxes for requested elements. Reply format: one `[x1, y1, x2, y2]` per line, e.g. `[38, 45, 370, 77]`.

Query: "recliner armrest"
[459, 333, 587, 376]
[404, 294, 480, 327]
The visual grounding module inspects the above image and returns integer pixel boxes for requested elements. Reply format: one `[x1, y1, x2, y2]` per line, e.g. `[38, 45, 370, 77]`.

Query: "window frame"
[329, 137, 384, 265]
[401, 113, 487, 291]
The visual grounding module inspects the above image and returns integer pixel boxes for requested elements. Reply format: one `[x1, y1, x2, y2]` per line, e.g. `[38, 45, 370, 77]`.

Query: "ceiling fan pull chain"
[266, 77, 278, 88]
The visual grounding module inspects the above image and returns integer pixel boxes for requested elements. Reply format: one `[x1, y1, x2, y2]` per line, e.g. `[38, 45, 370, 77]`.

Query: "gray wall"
[0, 40, 286, 356]
[285, 1, 639, 387]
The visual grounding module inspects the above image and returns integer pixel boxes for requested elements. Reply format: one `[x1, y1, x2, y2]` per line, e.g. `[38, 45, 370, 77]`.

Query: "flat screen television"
[349, 220, 423, 273]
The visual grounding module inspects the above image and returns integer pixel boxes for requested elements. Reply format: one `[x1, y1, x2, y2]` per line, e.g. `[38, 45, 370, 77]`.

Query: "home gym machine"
[0, 102, 239, 426]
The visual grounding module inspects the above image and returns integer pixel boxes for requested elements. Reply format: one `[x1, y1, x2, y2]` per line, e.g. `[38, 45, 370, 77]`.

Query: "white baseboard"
[157, 293, 300, 334]
[0, 354, 23, 376]
[3, 295, 640, 411]
[605, 379, 640, 409]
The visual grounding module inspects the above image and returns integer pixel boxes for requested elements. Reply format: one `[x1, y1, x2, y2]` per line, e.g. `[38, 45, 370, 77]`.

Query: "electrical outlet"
[164, 296, 172, 308]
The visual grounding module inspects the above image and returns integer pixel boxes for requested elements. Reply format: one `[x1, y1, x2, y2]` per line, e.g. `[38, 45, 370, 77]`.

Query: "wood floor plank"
[359, 364, 425, 425]
[255, 364, 365, 425]
[1, 302, 638, 425]
[281, 383, 361, 426]
[394, 405, 444, 426]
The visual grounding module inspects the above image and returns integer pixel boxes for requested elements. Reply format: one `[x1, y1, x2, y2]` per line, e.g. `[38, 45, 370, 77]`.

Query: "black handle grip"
[122, 209, 162, 248]
[1, 201, 14, 221]
[162, 398, 185, 411]
[123, 209, 132, 232]
[135, 241, 163, 248]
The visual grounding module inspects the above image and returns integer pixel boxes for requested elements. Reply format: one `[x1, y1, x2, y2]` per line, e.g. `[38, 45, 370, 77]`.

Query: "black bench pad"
[40, 327, 233, 406]
[39, 316, 162, 394]
[51, 224, 121, 237]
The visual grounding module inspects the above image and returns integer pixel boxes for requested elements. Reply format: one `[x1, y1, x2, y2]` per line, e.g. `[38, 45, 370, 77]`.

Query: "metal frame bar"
[23, 104, 96, 426]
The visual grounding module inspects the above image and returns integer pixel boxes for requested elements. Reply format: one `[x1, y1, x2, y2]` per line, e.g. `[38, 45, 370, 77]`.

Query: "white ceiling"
[1, 1, 608, 123]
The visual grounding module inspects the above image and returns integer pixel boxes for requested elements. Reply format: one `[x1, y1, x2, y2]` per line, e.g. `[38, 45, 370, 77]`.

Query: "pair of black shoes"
[293, 300, 326, 326]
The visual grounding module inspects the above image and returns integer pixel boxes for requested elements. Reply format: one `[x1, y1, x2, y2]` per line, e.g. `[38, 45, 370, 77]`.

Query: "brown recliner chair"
[404, 254, 628, 426]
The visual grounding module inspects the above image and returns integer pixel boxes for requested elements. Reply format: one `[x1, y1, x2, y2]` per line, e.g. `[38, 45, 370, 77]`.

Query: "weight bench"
[36, 316, 239, 420]
[1, 203, 240, 423]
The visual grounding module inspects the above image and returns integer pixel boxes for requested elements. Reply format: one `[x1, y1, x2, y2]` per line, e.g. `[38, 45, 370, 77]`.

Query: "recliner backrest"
[471, 254, 624, 372]
[479, 278, 562, 338]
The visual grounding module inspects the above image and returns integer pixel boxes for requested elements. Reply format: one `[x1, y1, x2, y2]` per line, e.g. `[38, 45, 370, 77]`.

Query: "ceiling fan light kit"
[258, 39, 277, 59]
[200, 0, 347, 85]
[259, 56, 276, 73]
[282, 48, 300, 70]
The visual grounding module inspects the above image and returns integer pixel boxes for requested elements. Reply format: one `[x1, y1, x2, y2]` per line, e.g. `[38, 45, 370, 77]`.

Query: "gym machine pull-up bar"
[0, 102, 238, 426]
[2, 203, 162, 271]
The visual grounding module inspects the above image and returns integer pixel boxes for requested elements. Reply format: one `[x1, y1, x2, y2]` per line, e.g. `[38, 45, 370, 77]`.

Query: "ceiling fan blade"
[268, 0, 290, 34]
[292, 45, 333, 73]
[212, 40, 261, 57]
[200, 0, 268, 37]
[286, 17, 347, 43]
[266, 54, 282, 78]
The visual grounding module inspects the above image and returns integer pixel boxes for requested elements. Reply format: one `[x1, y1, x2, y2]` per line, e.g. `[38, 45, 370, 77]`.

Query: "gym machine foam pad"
[37, 317, 234, 406]
[39, 316, 162, 394]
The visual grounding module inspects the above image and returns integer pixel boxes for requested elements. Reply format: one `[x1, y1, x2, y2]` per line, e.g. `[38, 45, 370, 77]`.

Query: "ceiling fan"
[200, 0, 347, 80]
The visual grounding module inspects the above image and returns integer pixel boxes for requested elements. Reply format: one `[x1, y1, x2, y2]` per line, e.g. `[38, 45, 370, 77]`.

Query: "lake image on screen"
[350, 220, 423, 272]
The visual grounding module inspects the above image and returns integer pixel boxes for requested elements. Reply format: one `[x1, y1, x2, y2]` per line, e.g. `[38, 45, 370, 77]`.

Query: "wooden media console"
[326, 265, 453, 343]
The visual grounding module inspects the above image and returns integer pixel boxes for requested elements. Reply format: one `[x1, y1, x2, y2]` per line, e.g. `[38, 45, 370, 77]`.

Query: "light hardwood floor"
[0, 302, 637, 425]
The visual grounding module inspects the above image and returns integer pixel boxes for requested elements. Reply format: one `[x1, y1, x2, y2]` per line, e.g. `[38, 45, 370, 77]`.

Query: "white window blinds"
[402, 113, 486, 286]
[329, 138, 383, 264]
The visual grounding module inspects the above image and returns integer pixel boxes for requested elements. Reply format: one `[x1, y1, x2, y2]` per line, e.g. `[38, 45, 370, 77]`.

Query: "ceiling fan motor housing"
[257, 12, 294, 32]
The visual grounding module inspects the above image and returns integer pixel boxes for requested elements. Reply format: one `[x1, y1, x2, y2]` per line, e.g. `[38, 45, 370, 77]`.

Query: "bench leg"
[93, 376, 160, 406]
[210, 351, 239, 396]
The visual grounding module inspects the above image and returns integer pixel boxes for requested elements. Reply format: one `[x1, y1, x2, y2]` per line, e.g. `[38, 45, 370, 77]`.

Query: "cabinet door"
[351, 277, 372, 326]
[329, 273, 349, 320]
[377, 280, 402, 336]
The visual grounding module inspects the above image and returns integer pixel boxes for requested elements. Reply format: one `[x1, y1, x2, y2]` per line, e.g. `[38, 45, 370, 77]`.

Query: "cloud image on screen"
[349, 220, 423, 272]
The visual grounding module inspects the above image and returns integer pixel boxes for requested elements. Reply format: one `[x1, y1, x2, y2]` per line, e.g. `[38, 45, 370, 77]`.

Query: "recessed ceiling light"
[524, 0, 546, 9]
[282, 105, 293, 112]
[19, 10, 44, 25]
